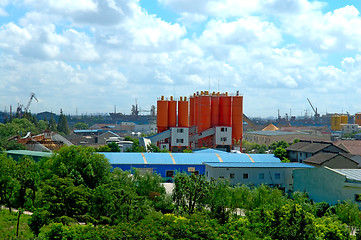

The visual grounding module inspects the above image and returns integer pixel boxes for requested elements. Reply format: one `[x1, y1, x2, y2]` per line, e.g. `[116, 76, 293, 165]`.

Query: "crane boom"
[307, 98, 317, 114]
[25, 92, 38, 112]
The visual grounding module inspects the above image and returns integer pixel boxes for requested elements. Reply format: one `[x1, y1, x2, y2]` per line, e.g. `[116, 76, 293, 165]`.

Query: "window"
[221, 127, 227, 132]
[259, 173, 264, 180]
[275, 173, 280, 179]
[177, 128, 184, 133]
[166, 170, 174, 178]
[220, 137, 227, 141]
[243, 173, 248, 179]
[356, 194, 361, 202]
[230, 173, 235, 179]
[176, 139, 184, 143]
[206, 171, 208, 177]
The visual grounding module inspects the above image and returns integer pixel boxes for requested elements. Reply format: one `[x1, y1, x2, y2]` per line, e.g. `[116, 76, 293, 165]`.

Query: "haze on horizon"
[0, 0, 360, 118]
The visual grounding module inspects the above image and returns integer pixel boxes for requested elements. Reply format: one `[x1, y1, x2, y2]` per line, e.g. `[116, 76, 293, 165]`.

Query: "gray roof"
[52, 134, 74, 146]
[286, 141, 311, 151]
[205, 162, 314, 168]
[286, 142, 331, 154]
[303, 153, 338, 165]
[246, 130, 299, 136]
[334, 169, 361, 182]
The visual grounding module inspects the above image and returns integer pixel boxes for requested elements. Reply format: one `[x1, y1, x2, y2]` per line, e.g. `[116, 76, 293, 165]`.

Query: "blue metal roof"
[101, 152, 281, 165]
[205, 162, 314, 168]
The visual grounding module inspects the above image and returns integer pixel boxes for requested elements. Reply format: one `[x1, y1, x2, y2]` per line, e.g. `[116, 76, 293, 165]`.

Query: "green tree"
[43, 145, 111, 189]
[0, 154, 18, 213]
[37, 120, 48, 132]
[274, 147, 288, 161]
[57, 109, 70, 135]
[173, 172, 209, 214]
[74, 123, 89, 130]
[107, 142, 120, 152]
[49, 114, 57, 132]
[269, 140, 289, 150]
[207, 179, 233, 223]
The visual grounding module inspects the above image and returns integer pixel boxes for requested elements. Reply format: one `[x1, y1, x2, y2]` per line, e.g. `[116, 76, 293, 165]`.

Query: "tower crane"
[307, 98, 320, 123]
[24, 92, 38, 113]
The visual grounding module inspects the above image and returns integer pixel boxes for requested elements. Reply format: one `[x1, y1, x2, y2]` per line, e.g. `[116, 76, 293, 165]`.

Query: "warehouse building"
[102, 149, 280, 182]
[293, 167, 361, 204]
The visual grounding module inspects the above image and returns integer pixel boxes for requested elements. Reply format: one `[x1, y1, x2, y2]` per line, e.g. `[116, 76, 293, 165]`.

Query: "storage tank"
[168, 96, 177, 128]
[198, 94, 211, 132]
[356, 113, 361, 126]
[194, 93, 199, 128]
[219, 93, 232, 126]
[232, 94, 243, 145]
[211, 93, 219, 127]
[331, 115, 341, 131]
[157, 96, 168, 133]
[178, 97, 189, 127]
[341, 115, 348, 124]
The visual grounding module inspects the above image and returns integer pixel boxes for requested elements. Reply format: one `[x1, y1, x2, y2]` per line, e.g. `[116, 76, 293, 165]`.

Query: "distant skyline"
[1, 0, 361, 118]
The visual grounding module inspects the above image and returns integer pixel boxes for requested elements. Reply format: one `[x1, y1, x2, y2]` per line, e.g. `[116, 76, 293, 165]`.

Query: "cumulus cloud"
[0, 0, 360, 116]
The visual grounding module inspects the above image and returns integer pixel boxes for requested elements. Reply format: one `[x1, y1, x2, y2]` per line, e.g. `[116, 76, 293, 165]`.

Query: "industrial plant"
[148, 91, 243, 152]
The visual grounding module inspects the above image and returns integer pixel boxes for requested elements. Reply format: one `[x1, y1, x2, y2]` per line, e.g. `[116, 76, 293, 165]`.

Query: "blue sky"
[0, 0, 360, 118]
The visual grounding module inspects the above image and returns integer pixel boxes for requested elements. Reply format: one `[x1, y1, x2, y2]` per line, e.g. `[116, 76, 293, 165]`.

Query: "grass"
[0, 209, 34, 240]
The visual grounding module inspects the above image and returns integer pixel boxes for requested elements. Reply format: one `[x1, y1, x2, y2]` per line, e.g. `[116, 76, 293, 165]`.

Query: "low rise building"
[205, 162, 313, 192]
[286, 140, 347, 163]
[293, 167, 361, 204]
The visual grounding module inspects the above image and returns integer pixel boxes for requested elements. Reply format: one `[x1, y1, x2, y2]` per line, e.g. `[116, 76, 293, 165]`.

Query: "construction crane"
[307, 98, 320, 123]
[24, 92, 38, 113]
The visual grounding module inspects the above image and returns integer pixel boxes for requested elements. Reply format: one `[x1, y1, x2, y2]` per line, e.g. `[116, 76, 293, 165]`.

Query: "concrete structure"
[154, 91, 243, 152]
[286, 140, 347, 163]
[293, 167, 361, 204]
[205, 162, 313, 192]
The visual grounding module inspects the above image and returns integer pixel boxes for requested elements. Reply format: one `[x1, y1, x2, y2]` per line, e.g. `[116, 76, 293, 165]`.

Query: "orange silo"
[157, 96, 168, 133]
[219, 93, 232, 126]
[232, 95, 243, 145]
[168, 96, 177, 128]
[194, 93, 199, 128]
[178, 97, 189, 127]
[198, 94, 211, 132]
[211, 93, 219, 127]
[190, 95, 195, 126]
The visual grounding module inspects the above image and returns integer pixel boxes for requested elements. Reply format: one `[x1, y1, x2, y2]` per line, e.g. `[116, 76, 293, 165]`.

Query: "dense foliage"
[1, 145, 361, 239]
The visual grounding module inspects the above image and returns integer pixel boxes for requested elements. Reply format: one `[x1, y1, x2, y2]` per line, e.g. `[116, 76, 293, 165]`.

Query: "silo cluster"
[156, 91, 243, 147]
[156, 96, 189, 133]
[331, 114, 348, 131]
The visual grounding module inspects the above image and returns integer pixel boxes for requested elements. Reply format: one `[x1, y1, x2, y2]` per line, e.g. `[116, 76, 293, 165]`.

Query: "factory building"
[151, 91, 243, 152]
[102, 149, 280, 182]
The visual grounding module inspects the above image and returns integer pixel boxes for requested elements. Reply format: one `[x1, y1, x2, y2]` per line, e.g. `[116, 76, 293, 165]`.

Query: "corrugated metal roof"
[334, 169, 361, 182]
[6, 150, 53, 158]
[101, 152, 280, 165]
[205, 162, 314, 168]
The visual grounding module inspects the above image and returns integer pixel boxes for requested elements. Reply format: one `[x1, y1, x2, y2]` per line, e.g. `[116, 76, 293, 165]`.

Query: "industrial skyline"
[0, 0, 361, 117]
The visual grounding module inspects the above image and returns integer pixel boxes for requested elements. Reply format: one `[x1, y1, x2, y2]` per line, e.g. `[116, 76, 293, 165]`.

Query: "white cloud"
[0, 0, 360, 116]
[282, 5, 361, 52]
